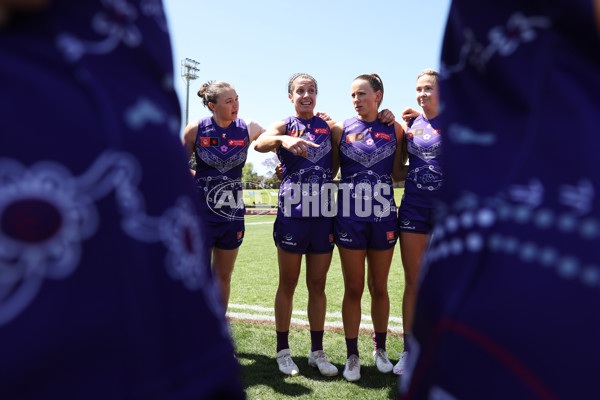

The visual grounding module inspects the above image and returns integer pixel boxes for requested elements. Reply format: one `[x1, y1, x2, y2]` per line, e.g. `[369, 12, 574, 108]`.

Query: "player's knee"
[345, 281, 364, 300]
[306, 277, 326, 294]
[368, 281, 388, 299]
[278, 277, 299, 293]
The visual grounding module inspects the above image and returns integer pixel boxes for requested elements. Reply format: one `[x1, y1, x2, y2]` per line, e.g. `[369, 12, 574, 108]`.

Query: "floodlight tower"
[181, 58, 200, 126]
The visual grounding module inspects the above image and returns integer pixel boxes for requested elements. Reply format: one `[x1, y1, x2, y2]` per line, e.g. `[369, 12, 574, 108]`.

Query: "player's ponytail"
[197, 81, 234, 111]
[354, 73, 384, 107]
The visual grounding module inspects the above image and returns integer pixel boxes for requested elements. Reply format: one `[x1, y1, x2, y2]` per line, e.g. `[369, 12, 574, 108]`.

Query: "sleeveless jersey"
[337, 117, 397, 222]
[194, 117, 249, 222]
[402, 1, 600, 400]
[277, 115, 333, 218]
[403, 114, 443, 208]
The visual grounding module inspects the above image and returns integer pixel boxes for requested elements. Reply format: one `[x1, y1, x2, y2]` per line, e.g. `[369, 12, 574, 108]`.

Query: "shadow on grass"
[237, 352, 312, 397]
[237, 352, 399, 399]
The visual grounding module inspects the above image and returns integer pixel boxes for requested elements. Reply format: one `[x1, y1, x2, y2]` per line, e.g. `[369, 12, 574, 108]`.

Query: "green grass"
[229, 187, 407, 399]
[232, 323, 403, 399]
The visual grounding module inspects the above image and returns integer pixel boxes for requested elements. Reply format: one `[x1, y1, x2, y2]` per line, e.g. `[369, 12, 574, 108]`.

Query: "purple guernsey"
[277, 115, 333, 218]
[194, 116, 249, 222]
[337, 117, 397, 222]
[403, 114, 443, 208]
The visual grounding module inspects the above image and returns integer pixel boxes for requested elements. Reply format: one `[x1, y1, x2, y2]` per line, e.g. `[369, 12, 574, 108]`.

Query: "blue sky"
[163, 0, 451, 175]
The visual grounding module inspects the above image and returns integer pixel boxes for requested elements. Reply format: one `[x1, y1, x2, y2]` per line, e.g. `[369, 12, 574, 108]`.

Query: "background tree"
[242, 162, 259, 188]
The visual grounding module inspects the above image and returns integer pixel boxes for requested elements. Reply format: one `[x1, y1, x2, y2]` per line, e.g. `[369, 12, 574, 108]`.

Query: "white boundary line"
[227, 303, 404, 334]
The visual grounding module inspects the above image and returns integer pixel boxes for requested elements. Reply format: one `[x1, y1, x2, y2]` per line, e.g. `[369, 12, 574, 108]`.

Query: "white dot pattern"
[426, 190, 600, 290]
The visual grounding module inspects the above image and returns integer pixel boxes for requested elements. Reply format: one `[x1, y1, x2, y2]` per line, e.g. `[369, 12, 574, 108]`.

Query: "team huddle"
[3, 0, 597, 398]
[182, 70, 443, 381]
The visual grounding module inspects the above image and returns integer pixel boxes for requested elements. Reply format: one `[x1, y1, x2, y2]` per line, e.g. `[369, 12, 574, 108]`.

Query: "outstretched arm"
[254, 121, 319, 157]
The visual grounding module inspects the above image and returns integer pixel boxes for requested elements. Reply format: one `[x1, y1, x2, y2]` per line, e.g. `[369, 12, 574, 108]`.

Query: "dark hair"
[353, 73, 384, 107]
[197, 81, 233, 111]
[287, 73, 318, 95]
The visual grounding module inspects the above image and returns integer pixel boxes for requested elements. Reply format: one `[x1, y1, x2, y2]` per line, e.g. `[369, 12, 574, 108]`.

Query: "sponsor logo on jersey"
[289, 129, 307, 138]
[432, 129, 441, 135]
[407, 129, 424, 139]
[228, 139, 245, 146]
[222, 133, 227, 139]
[329, 234, 334, 243]
[346, 132, 366, 143]
[401, 218, 411, 226]
[374, 132, 391, 140]
[201, 137, 220, 147]
[284, 233, 293, 241]
[314, 128, 329, 134]
[386, 231, 396, 240]
[339, 230, 348, 238]
[237, 231, 244, 240]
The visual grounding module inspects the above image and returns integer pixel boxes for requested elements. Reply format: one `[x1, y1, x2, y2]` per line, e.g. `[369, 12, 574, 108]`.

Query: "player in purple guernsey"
[394, 69, 442, 376]
[400, 1, 600, 399]
[275, 114, 334, 219]
[254, 73, 339, 378]
[331, 73, 406, 382]
[183, 81, 265, 310]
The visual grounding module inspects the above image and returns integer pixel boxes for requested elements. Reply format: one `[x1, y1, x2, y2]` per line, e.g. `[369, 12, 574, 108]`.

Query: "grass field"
[228, 188, 407, 399]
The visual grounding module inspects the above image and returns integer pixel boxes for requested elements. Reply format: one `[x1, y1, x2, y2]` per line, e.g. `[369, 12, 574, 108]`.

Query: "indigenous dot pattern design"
[0, 152, 212, 326]
[425, 185, 600, 290]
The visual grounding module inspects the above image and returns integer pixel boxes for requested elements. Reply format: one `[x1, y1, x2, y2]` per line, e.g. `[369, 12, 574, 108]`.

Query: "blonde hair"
[417, 69, 439, 85]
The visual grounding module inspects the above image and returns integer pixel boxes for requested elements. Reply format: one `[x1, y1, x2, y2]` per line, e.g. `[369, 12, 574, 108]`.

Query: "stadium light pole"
[181, 58, 200, 126]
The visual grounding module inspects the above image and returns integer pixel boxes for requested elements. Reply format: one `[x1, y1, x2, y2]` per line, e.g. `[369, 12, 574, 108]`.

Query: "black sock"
[403, 332, 412, 353]
[373, 331, 387, 351]
[346, 337, 359, 358]
[276, 330, 289, 353]
[310, 330, 324, 352]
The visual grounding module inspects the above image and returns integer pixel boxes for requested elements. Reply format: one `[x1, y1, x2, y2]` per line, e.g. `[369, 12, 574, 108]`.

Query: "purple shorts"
[273, 217, 334, 254]
[205, 219, 245, 250]
[397, 201, 435, 234]
[334, 217, 398, 250]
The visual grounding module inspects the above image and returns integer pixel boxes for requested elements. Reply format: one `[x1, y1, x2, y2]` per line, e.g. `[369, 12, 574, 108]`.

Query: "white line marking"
[228, 303, 403, 324]
[227, 311, 404, 334]
[245, 221, 274, 225]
